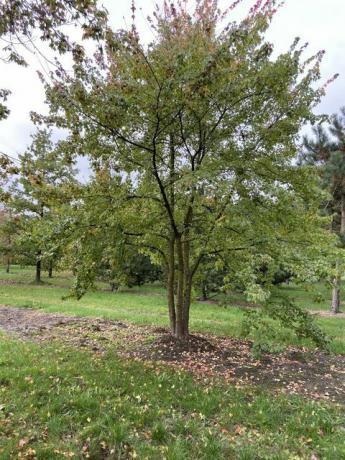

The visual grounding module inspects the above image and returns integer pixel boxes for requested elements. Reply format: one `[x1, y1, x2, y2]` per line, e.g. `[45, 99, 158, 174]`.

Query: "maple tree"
[34, 0, 337, 340]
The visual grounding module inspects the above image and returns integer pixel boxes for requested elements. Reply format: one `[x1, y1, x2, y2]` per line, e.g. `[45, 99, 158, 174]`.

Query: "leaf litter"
[0, 305, 344, 404]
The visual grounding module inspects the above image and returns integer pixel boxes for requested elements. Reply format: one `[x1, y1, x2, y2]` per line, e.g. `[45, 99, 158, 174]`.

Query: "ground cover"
[0, 307, 344, 459]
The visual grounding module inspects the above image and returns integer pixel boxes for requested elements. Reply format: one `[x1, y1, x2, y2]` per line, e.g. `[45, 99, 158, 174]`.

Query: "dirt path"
[0, 305, 344, 404]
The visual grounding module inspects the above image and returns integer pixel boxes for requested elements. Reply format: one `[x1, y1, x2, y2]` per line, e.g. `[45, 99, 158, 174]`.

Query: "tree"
[40, 0, 335, 339]
[0, 208, 13, 272]
[0, 203, 30, 274]
[0, 0, 107, 170]
[99, 252, 162, 291]
[8, 128, 77, 283]
[303, 108, 345, 313]
[0, 0, 106, 65]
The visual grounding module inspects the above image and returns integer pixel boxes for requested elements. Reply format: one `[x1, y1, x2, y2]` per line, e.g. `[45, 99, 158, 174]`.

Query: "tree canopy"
[4, 129, 77, 282]
[25, 0, 335, 339]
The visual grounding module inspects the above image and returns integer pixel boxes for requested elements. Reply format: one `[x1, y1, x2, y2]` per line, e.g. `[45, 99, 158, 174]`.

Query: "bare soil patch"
[0, 305, 344, 404]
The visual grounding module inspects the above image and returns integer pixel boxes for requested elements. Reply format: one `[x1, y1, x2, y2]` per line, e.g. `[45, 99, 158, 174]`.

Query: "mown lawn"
[0, 267, 344, 459]
[0, 266, 344, 353]
[0, 333, 344, 460]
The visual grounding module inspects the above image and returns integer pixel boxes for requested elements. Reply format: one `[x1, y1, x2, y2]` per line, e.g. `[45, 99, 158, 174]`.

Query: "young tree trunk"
[182, 274, 192, 337]
[175, 237, 187, 339]
[5, 256, 10, 273]
[167, 133, 179, 335]
[48, 259, 53, 278]
[331, 194, 345, 313]
[173, 236, 193, 339]
[331, 278, 340, 314]
[167, 236, 176, 334]
[36, 251, 42, 284]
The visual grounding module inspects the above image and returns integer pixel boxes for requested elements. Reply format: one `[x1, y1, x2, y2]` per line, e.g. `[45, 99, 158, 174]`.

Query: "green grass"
[214, 281, 345, 312]
[0, 267, 244, 335]
[0, 265, 109, 290]
[0, 268, 344, 458]
[0, 334, 344, 459]
[277, 282, 345, 311]
[0, 266, 345, 353]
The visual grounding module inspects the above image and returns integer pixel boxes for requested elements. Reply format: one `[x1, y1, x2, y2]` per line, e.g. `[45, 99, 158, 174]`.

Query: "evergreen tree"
[303, 108, 345, 313]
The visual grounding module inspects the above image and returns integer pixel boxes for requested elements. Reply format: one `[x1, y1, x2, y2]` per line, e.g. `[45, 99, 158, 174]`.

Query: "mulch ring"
[0, 305, 344, 404]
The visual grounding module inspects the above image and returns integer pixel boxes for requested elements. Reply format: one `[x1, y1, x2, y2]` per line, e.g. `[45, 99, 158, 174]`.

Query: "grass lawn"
[0, 267, 344, 459]
[0, 266, 344, 353]
[0, 333, 344, 460]
[277, 282, 344, 311]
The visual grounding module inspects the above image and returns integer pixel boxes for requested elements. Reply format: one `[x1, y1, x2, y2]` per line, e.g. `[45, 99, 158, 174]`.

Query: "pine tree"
[303, 108, 345, 313]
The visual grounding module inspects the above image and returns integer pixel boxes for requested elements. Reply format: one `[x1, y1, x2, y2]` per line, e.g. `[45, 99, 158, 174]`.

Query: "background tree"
[0, 0, 107, 65]
[0, 0, 107, 169]
[39, 0, 335, 340]
[302, 108, 345, 313]
[8, 128, 77, 283]
[0, 207, 14, 272]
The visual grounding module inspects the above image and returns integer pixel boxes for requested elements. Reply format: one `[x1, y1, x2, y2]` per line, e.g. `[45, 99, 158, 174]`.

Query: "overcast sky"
[0, 0, 344, 174]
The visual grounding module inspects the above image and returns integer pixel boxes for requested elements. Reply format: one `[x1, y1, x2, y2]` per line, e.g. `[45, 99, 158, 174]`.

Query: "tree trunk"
[331, 278, 340, 314]
[164, 134, 194, 339]
[173, 236, 193, 339]
[36, 251, 42, 284]
[167, 236, 176, 334]
[182, 274, 192, 337]
[5, 256, 10, 274]
[167, 133, 180, 335]
[331, 194, 345, 313]
[175, 237, 186, 338]
[48, 259, 53, 278]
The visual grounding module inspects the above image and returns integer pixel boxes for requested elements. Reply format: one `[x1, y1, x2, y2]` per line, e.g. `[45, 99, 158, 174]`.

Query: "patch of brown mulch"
[128, 331, 345, 403]
[0, 305, 131, 353]
[0, 305, 344, 403]
[147, 333, 216, 360]
[0, 305, 86, 335]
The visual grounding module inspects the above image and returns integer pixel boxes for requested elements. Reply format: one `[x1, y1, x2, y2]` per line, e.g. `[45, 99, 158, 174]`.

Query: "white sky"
[0, 0, 344, 172]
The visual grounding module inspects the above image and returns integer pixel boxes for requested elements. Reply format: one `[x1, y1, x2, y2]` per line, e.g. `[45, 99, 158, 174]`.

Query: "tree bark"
[167, 236, 176, 333]
[331, 277, 340, 314]
[182, 274, 192, 337]
[167, 133, 179, 335]
[331, 194, 345, 313]
[175, 236, 186, 339]
[173, 235, 193, 339]
[163, 134, 194, 339]
[36, 251, 42, 284]
[5, 256, 10, 274]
